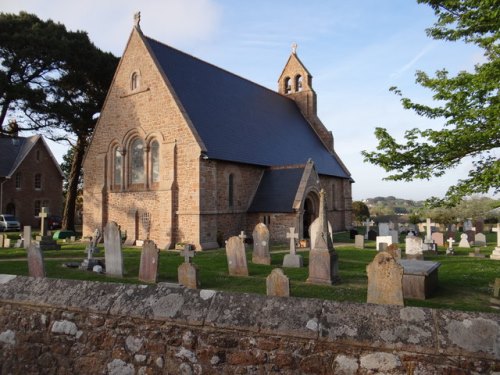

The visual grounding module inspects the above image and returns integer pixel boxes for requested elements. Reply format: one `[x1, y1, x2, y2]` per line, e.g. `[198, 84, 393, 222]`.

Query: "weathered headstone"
[474, 233, 486, 247]
[389, 229, 399, 244]
[307, 189, 340, 285]
[376, 235, 393, 251]
[252, 223, 271, 265]
[366, 252, 404, 306]
[431, 232, 444, 247]
[266, 268, 290, 297]
[490, 224, 500, 260]
[0, 234, 3, 247]
[23, 226, 32, 249]
[458, 233, 470, 248]
[463, 219, 473, 232]
[178, 245, 200, 289]
[309, 217, 333, 251]
[3, 238, 10, 248]
[27, 242, 45, 278]
[81, 228, 102, 271]
[469, 247, 485, 258]
[104, 221, 123, 277]
[138, 240, 159, 283]
[354, 234, 364, 249]
[387, 243, 401, 260]
[446, 237, 455, 255]
[70, 236, 76, 243]
[465, 230, 476, 243]
[405, 233, 423, 260]
[378, 222, 390, 236]
[283, 227, 303, 268]
[225, 236, 249, 276]
[363, 219, 375, 240]
[14, 239, 22, 248]
[367, 229, 377, 241]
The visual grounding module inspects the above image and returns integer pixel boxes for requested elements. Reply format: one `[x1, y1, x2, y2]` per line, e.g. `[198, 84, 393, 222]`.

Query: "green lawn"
[0, 232, 498, 313]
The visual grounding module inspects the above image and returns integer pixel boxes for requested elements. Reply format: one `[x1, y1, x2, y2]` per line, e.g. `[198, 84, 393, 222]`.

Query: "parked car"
[0, 214, 21, 232]
[48, 215, 62, 230]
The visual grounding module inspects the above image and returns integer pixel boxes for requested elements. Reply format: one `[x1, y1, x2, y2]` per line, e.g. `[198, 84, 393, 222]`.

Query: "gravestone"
[399, 259, 441, 299]
[469, 247, 485, 258]
[458, 233, 470, 248]
[367, 229, 377, 241]
[465, 230, 476, 243]
[225, 236, 249, 276]
[266, 268, 290, 297]
[283, 227, 303, 268]
[376, 236, 393, 251]
[474, 219, 484, 234]
[474, 233, 486, 247]
[490, 224, 500, 260]
[14, 239, 22, 248]
[362, 219, 375, 240]
[431, 232, 444, 247]
[36, 207, 60, 250]
[463, 219, 473, 232]
[389, 229, 399, 244]
[387, 243, 401, 260]
[354, 234, 364, 249]
[309, 218, 333, 251]
[178, 246, 199, 289]
[405, 233, 423, 260]
[378, 222, 390, 236]
[446, 237, 455, 255]
[23, 226, 32, 249]
[27, 242, 45, 278]
[422, 218, 436, 243]
[81, 228, 102, 271]
[70, 236, 76, 242]
[307, 189, 339, 285]
[138, 240, 159, 283]
[366, 252, 404, 306]
[104, 221, 123, 277]
[3, 238, 10, 248]
[0, 234, 3, 247]
[252, 223, 271, 265]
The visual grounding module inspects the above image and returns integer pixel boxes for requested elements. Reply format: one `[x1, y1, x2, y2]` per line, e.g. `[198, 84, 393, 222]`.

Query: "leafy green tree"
[0, 12, 118, 230]
[352, 201, 370, 223]
[362, 0, 500, 206]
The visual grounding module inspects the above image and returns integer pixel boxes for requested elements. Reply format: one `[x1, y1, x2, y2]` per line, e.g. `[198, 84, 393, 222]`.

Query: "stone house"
[0, 135, 64, 228]
[83, 20, 353, 250]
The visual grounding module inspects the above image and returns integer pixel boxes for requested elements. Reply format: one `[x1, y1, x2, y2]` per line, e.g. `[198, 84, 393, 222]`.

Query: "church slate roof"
[145, 36, 350, 179]
[247, 168, 304, 213]
[0, 136, 37, 177]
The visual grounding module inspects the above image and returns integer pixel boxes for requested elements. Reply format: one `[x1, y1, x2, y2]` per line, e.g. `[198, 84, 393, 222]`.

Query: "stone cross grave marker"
[363, 219, 374, 240]
[138, 240, 159, 283]
[423, 218, 436, 243]
[366, 252, 404, 306]
[307, 189, 339, 285]
[23, 226, 31, 249]
[283, 227, 303, 268]
[225, 236, 249, 276]
[354, 234, 364, 249]
[238, 231, 247, 242]
[446, 237, 455, 255]
[491, 224, 500, 260]
[378, 222, 389, 236]
[38, 207, 49, 237]
[178, 245, 199, 288]
[141, 212, 151, 240]
[474, 233, 486, 247]
[27, 242, 45, 278]
[266, 268, 290, 297]
[405, 233, 423, 260]
[104, 221, 123, 277]
[252, 223, 271, 265]
[458, 233, 470, 248]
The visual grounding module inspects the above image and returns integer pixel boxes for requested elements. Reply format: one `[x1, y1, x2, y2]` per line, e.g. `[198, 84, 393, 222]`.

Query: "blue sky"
[0, 0, 487, 200]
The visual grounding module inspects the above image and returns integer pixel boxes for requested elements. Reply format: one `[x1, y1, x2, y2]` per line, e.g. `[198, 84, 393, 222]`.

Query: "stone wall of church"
[1, 276, 498, 374]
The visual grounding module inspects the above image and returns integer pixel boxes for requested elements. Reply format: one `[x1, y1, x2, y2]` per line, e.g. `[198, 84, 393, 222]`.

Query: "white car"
[0, 214, 21, 232]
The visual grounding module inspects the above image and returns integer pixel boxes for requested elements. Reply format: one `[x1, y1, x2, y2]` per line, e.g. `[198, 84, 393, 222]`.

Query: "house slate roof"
[145, 36, 350, 179]
[0, 135, 63, 178]
[247, 168, 305, 213]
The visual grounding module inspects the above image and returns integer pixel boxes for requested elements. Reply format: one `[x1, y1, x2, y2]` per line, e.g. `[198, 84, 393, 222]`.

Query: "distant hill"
[362, 196, 424, 216]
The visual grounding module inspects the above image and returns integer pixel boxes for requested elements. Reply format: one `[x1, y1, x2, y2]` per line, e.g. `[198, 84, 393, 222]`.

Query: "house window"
[263, 215, 271, 226]
[295, 75, 303, 92]
[131, 72, 139, 91]
[130, 138, 145, 184]
[228, 174, 234, 208]
[150, 140, 160, 183]
[15, 173, 21, 189]
[284, 77, 291, 94]
[113, 148, 122, 188]
[34, 173, 42, 189]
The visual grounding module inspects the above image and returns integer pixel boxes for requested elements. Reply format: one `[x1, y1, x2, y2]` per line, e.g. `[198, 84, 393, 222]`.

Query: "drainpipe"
[0, 176, 11, 213]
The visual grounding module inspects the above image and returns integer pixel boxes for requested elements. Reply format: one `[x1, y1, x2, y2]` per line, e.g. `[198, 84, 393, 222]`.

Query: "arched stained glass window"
[131, 72, 139, 91]
[130, 138, 145, 184]
[151, 140, 160, 183]
[114, 148, 122, 187]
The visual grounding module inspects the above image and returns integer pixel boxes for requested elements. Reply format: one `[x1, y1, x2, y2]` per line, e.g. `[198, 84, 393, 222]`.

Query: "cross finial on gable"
[291, 42, 298, 55]
[134, 11, 141, 29]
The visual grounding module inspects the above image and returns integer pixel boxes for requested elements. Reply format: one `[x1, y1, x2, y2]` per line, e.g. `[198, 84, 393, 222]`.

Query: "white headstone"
[405, 233, 423, 258]
[23, 226, 32, 249]
[376, 236, 393, 251]
[104, 221, 124, 277]
[490, 224, 500, 260]
[474, 233, 486, 247]
[458, 233, 470, 248]
[354, 234, 364, 249]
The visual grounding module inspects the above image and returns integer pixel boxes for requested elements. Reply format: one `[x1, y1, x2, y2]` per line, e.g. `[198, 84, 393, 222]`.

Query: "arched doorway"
[303, 192, 319, 238]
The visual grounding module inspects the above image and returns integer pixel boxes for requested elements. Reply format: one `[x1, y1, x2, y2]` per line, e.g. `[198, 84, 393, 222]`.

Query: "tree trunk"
[62, 136, 86, 232]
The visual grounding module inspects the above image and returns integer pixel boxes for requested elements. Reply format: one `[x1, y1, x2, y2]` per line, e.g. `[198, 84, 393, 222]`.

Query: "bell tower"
[278, 43, 334, 152]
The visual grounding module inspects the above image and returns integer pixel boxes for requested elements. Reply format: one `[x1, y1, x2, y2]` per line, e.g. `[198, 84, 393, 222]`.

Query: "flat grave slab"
[398, 259, 441, 300]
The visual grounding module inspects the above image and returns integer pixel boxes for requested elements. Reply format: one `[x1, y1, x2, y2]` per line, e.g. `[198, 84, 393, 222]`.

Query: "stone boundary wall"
[0, 274, 498, 374]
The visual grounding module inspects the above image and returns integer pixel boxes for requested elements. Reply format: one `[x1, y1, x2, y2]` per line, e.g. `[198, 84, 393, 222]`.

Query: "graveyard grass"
[0, 231, 498, 313]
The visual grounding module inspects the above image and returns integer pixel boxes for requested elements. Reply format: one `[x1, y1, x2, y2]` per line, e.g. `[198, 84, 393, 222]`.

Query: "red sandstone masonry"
[0, 275, 498, 374]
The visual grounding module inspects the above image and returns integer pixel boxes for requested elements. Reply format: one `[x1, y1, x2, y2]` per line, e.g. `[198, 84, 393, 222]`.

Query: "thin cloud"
[390, 42, 436, 79]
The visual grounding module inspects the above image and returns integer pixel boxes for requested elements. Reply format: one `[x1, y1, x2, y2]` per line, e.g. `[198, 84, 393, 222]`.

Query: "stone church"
[83, 17, 353, 250]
